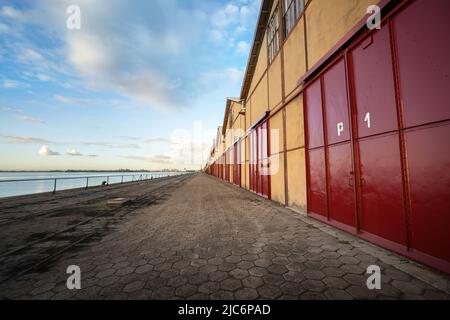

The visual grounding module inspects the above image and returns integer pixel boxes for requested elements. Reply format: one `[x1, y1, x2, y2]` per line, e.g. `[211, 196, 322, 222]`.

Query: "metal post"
[107, 176, 109, 186]
[121, 175, 124, 184]
[53, 178, 57, 194]
[86, 177, 89, 189]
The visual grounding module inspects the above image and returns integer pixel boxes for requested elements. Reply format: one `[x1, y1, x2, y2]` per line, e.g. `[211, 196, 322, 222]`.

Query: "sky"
[0, 0, 260, 171]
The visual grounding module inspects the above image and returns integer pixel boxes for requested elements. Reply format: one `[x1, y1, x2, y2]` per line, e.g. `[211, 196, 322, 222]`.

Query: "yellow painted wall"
[286, 148, 307, 211]
[285, 95, 305, 151]
[306, 0, 376, 67]
[269, 110, 284, 155]
[270, 153, 285, 205]
[283, 18, 306, 95]
[249, 33, 268, 95]
[268, 54, 283, 110]
[249, 74, 268, 123]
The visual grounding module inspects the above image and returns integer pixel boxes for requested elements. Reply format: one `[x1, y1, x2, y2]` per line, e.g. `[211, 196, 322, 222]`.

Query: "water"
[0, 171, 181, 199]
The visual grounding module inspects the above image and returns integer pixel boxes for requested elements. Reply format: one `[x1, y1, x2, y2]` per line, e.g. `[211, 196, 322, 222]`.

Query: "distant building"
[204, 0, 450, 274]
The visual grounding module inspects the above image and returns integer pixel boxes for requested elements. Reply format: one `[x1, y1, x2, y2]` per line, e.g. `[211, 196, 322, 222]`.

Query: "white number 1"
[364, 112, 371, 128]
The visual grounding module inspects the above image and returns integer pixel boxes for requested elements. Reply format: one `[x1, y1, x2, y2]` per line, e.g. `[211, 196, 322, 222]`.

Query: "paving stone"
[167, 276, 188, 288]
[263, 274, 285, 286]
[175, 284, 198, 298]
[234, 288, 258, 300]
[301, 279, 326, 292]
[248, 267, 268, 277]
[323, 277, 349, 289]
[257, 285, 282, 299]
[230, 268, 249, 280]
[123, 280, 145, 293]
[209, 271, 229, 282]
[210, 290, 234, 300]
[267, 264, 289, 275]
[280, 282, 304, 296]
[303, 269, 325, 280]
[220, 278, 242, 291]
[1, 174, 448, 301]
[324, 288, 353, 300]
[391, 280, 423, 295]
[198, 281, 220, 294]
[345, 285, 377, 300]
[242, 276, 264, 289]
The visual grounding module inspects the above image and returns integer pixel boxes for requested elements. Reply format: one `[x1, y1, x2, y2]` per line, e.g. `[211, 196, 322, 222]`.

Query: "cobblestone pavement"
[0, 173, 449, 300]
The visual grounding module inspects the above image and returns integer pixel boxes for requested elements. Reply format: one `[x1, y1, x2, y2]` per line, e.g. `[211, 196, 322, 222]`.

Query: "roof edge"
[239, 0, 273, 100]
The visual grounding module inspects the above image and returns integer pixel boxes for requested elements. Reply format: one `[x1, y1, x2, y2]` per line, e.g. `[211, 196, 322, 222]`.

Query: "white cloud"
[17, 48, 44, 64]
[53, 94, 97, 105]
[66, 149, 82, 156]
[0, 134, 50, 144]
[2, 80, 22, 88]
[0, 6, 24, 19]
[120, 154, 173, 164]
[237, 41, 250, 55]
[36, 74, 51, 81]
[16, 115, 45, 124]
[211, 4, 240, 28]
[39, 145, 60, 156]
[82, 142, 141, 149]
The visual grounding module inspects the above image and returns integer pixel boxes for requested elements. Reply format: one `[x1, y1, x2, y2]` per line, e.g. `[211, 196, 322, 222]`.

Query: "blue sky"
[0, 0, 259, 170]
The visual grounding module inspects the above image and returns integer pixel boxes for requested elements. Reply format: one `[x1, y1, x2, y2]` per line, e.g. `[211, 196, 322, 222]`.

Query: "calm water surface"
[0, 172, 181, 199]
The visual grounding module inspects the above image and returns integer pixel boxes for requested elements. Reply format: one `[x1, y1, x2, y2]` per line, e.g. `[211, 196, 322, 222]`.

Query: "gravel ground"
[0, 173, 448, 300]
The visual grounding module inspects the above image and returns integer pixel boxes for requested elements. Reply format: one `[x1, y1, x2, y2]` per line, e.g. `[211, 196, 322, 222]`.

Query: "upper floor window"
[267, 8, 280, 64]
[283, 0, 305, 37]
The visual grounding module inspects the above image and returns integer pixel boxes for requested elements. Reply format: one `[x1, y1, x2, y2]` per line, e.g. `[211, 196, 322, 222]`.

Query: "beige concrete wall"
[285, 95, 305, 151]
[283, 18, 306, 95]
[270, 153, 285, 205]
[268, 54, 283, 110]
[249, 74, 268, 124]
[287, 148, 307, 211]
[269, 111, 284, 155]
[249, 33, 268, 96]
[306, 0, 376, 67]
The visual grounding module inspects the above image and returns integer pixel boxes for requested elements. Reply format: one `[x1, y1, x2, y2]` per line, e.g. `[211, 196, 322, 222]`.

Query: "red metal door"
[249, 121, 270, 198]
[357, 134, 406, 245]
[393, 0, 450, 128]
[305, 78, 327, 218]
[406, 123, 450, 265]
[249, 130, 257, 193]
[393, 0, 450, 269]
[323, 59, 356, 228]
[259, 121, 270, 198]
[307, 148, 327, 218]
[305, 79, 324, 149]
[233, 141, 241, 187]
[350, 23, 406, 245]
[302, 0, 450, 273]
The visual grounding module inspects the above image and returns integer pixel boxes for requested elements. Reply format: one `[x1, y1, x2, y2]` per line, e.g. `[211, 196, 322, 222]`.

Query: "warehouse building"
[205, 0, 450, 274]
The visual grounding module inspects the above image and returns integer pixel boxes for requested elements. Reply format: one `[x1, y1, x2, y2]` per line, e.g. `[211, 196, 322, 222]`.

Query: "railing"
[0, 172, 185, 196]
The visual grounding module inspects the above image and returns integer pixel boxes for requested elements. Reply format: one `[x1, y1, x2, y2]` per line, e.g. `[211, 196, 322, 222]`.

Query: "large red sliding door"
[393, 0, 450, 267]
[249, 120, 270, 198]
[305, 0, 450, 273]
[349, 21, 407, 246]
[233, 141, 241, 187]
[323, 59, 356, 229]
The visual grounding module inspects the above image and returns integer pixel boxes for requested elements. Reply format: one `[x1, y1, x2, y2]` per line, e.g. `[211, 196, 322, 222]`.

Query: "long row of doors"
[304, 0, 450, 272]
[249, 121, 271, 198]
[207, 120, 270, 199]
